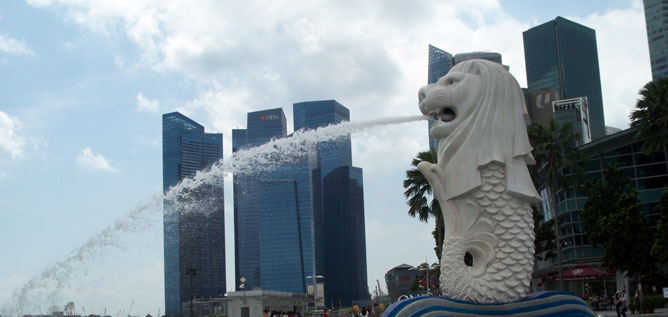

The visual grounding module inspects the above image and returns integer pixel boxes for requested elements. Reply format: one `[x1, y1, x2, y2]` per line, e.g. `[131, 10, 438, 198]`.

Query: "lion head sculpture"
[418, 59, 540, 202]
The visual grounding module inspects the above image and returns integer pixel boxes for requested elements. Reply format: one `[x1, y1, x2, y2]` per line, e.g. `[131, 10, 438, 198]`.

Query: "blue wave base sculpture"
[382, 291, 596, 317]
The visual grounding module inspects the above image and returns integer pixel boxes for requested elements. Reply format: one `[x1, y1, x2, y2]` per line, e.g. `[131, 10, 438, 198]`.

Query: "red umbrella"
[554, 263, 613, 281]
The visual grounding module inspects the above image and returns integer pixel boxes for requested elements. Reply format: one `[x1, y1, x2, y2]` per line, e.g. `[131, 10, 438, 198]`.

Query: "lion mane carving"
[417, 59, 541, 303]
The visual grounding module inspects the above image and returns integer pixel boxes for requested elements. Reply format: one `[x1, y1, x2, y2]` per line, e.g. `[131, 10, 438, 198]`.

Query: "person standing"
[615, 290, 627, 317]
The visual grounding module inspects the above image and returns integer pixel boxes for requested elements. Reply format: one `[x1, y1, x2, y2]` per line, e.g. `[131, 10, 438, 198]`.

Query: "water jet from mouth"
[2, 114, 429, 316]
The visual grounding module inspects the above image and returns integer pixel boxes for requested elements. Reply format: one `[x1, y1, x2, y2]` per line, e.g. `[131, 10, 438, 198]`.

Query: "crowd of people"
[349, 303, 384, 316]
[261, 302, 386, 317]
[585, 289, 628, 317]
[263, 310, 299, 317]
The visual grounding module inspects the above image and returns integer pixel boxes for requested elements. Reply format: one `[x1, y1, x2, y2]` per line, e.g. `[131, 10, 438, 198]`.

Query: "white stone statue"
[417, 59, 541, 303]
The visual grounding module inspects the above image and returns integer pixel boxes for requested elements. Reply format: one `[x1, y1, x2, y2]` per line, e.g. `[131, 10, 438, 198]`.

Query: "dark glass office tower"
[293, 100, 369, 306]
[162, 112, 225, 316]
[256, 161, 314, 294]
[246, 108, 287, 147]
[643, 0, 668, 80]
[428, 44, 453, 85]
[427, 45, 453, 152]
[294, 100, 352, 177]
[322, 166, 368, 307]
[523, 16, 606, 140]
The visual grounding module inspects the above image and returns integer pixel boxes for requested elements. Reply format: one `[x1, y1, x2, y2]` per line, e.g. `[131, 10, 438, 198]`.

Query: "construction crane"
[376, 279, 384, 296]
[127, 299, 135, 317]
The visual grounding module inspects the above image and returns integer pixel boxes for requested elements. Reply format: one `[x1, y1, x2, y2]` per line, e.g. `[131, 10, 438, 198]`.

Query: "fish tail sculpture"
[417, 59, 541, 303]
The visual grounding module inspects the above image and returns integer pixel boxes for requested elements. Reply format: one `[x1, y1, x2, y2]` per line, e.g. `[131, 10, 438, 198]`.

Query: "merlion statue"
[417, 59, 541, 303]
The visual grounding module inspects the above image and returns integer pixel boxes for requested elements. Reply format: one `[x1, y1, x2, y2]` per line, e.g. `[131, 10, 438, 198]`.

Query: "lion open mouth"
[432, 107, 456, 122]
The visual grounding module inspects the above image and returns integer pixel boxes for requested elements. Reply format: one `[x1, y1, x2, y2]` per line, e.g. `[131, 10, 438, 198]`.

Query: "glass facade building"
[233, 108, 290, 291]
[294, 100, 368, 307]
[643, 0, 668, 80]
[162, 112, 225, 316]
[322, 166, 368, 306]
[533, 128, 668, 294]
[257, 161, 314, 294]
[233, 101, 369, 306]
[294, 100, 352, 181]
[246, 108, 287, 147]
[234, 108, 318, 294]
[523, 16, 606, 140]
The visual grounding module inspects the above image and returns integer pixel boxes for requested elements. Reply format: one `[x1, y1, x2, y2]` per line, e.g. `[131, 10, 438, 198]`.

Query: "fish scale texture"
[440, 162, 535, 303]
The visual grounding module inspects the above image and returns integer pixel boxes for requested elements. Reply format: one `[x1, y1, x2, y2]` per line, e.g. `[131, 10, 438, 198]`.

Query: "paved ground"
[593, 307, 668, 317]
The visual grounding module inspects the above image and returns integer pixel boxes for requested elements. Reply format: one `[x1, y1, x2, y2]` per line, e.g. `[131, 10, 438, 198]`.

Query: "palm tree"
[403, 150, 444, 260]
[528, 119, 584, 291]
[630, 78, 668, 155]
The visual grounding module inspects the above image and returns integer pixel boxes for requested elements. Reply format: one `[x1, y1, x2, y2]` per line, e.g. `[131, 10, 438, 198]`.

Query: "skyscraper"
[293, 100, 368, 307]
[233, 102, 369, 306]
[162, 112, 225, 316]
[643, 0, 668, 80]
[523, 16, 606, 140]
[293, 100, 352, 179]
[322, 165, 368, 306]
[233, 108, 317, 294]
[428, 44, 453, 85]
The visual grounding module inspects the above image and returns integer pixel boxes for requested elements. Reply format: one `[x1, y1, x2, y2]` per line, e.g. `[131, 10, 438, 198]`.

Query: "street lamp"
[305, 275, 324, 311]
[185, 267, 197, 317]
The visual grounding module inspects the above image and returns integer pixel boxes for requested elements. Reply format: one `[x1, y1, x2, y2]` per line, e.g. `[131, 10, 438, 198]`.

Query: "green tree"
[533, 206, 557, 262]
[630, 78, 668, 155]
[528, 119, 585, 291]
[582, 165, 658, 306]
[650, 190, 668, 265]
[403, 150, 444, 260]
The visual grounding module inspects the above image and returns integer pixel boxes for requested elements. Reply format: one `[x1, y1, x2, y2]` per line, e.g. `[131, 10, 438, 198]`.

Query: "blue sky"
[0, 0, 652, 315]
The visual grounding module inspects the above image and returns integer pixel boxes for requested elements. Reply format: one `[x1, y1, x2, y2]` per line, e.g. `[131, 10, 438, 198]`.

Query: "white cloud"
[0, 111, 26, 160]
[25, 0, 53, 7]
[63, 41, 77, 50]
[136, 93, 159, 112]
[134, 135, 160, 149]
[113, 56, 125, 67]
[0, 34, 35, 56]
[76, 148, 119, 173]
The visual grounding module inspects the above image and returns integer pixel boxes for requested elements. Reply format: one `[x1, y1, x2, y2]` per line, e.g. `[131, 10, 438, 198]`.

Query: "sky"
[0, 0, 653, 315]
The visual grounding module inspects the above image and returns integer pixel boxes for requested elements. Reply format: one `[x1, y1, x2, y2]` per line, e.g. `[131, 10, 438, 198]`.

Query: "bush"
[642, 295, 666, 310]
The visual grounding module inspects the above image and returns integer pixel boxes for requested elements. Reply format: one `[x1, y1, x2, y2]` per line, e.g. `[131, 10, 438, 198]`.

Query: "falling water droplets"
[2, 115, 428, 316]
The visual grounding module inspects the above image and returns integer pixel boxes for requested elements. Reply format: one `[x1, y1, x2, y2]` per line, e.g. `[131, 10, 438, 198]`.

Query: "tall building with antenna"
[162, 112, 225, 316]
